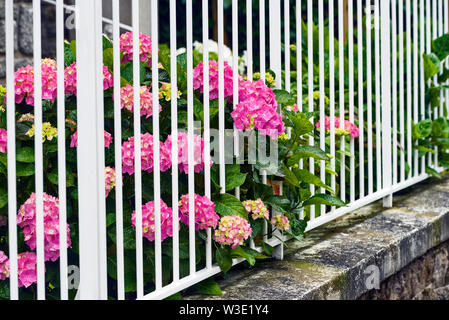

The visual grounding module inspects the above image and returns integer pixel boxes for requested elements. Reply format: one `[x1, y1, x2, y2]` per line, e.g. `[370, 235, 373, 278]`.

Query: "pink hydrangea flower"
[70, 130, 113, 148]
[270, 215, 290, 231]
[231, 79, 285, 138]
[193, 60, 234, 100]
[17, 252, 38, 288]
[0, 251, 9, 281]
[132, 199, 177, 242]
[291, 104, 299, 112]
[243, 199, 269, 220]
[164, 132, 208, 174]
[12, 59, 57, 106]
[120, 32, 155, 64]
[105, 166, 116, 197]
[0, 128, 7, 153]
[214, 215, 252, 249]
[119, 84, 162, 118]
[121, 133, 172, 175]
[315, 116, 360, 138]
[17, 193, 71, 262]
[64, 62, 113, 95]
[179, 194, 219, 230]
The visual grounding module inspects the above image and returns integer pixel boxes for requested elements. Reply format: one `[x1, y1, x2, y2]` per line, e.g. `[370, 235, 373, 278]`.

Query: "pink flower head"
[243, 199, 269, 220]
[214, 215, 252, 249]
[179, 194, 219, 230]
[291, 104, 299, 112]
[270, 215, 290, 231]
[13, 59, 57, 106]
[132, 199, 177, 242]
[0, 251, 9, 281]
[105, 166, 116, 197]
[70, 130, 113, 148]
[164, 132, 209, 174]
[193, 60, 234, 100]
[119, 84, 162, 118]
[231, 79, 285, 139]
[120, 32, 156, 64]
[0, 128, 7, 153]
[315, 116, 360, 138]
[64, 62, 113, 95]
[121, 133, 172, 175]
[17, 252, 38, 288]
[17, 193, 71, 262]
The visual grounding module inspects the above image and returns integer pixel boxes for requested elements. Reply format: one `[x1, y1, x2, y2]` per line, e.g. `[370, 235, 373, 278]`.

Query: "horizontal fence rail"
[0, 0, 448, 300]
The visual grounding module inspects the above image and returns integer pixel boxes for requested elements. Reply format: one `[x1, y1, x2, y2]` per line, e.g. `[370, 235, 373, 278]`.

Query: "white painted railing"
[1, 0, 447, 300]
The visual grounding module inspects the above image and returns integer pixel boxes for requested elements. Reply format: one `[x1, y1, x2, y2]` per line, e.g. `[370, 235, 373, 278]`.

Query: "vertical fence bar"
[400, 0, 405, 182]
[132, 0, 144, 299]
[308, 0, 315, 219]
[420, 0, 426, 175]
[285, 0, 290, 92]
[33, 0, 45, 300]
[381, 0, 393, 207]
[269, 0, 282, 87]
[348, 0, 355, 203]
[413, 0, 419, 177]
[112, 0, 125, 300]
[357, 0, 365, 198]
[5, 0, 19, 300]
[260, 0, 266, 81]
[94, 0, 108, 299]
[426, 0, 431, 169]
[187, 0, 197, 276]
[151, 0, 162, 291]
[432, 0, 438, 169]
[375, 0, 382, 190]
[338, 0, 345, 201]
[171, 0, 181, 280]
[247, 0, 253, 80]
[367, 0, 374, 194]
[438, 0, 443, 119]
[392, 0, 398, 185]
[329, 0, 336, 211]
[203, 0, 212, 269]
[406, 0, 412, 179]
[318, 0, 325, 215]
[56, 0, 68, 300]
[297, 0, 303, 175]
[76, 0, 106, 299]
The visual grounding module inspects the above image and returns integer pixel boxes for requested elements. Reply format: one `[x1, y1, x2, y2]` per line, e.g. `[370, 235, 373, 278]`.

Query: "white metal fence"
[1, 0, 447, 300]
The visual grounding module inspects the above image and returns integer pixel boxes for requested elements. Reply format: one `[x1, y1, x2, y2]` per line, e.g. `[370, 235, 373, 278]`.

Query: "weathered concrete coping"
[188, 177, 449, 300]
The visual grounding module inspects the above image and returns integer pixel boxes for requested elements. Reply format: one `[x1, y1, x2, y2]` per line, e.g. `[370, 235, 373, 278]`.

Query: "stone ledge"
[187, 177, 449, 300]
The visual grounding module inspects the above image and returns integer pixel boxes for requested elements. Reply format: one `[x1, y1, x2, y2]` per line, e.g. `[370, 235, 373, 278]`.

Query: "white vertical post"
[269, 0, 282, 87]
[381, 0, 393, 207]
[75, 0, 107, 300]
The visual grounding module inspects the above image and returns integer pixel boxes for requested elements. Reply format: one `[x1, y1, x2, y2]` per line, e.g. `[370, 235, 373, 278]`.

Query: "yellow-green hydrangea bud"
[26, 122, 58, 141]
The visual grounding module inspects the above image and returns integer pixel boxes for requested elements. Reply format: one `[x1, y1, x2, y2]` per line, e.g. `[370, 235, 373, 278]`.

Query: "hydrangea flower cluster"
[164, 132, 207, 174]
[18, 113, 34, 122]
[105, 166, 116, 197]
[0, 251, 9, 281]
[0, 85, 6, 112]
[64, 62, 113, 95]
[17, 193, 71, 262]
[70, 130, 113, 148]
[214, 215, 252, 249]
[243, 199, 269, 220]
[179, 194, 219, 230]
[13, 59, 57, 106]
[271, 215, 290, 231]
[132, 199, 176, 242]
[26, 122, 58, 141]
[120, 32, 154, 64]
[231, 79, 285, 138]
[17, 252, 37, 288]
[120, 84, 162, 118]
[193, 60, 234, 100]
[159, 82, 182, 102]
[121, 133, 172, 175]
[0, 128, 7, 153]
[315, 116, 360, 138]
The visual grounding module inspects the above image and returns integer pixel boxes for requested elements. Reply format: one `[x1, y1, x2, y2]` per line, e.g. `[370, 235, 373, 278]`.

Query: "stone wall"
[360, 240, 449, 300]
[0, 0, 57, 84]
